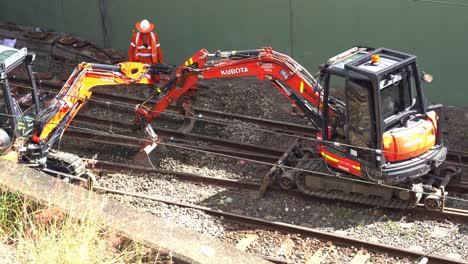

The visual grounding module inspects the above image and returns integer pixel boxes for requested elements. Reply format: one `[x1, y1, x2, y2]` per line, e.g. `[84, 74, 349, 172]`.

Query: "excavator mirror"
[422, 73, 433, 83]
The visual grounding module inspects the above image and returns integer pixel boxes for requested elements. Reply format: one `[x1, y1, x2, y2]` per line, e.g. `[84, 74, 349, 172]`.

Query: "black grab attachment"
[148, 64, 175, 74]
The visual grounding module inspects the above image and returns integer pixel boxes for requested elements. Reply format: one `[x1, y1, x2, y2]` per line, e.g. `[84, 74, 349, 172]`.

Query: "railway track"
[84, 158, 468, 262]
[447, 150, 468, 165]
[9, 79, 467, 263]
[446, 150, 468, 193]
[68, 114, 284, 163]
[70, 113, 468, 195]
[86, 159, 468, 222]
[13, 76, 468, 162]
[88, 166, 465, 264]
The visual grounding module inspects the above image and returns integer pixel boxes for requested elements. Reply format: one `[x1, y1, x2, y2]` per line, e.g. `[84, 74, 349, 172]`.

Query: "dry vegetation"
[0, 189, 161, 264]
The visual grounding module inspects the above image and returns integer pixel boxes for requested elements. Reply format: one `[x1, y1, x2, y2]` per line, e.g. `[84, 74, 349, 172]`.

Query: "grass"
[0, 191, 27, 239]
[0, 188, 162, 264]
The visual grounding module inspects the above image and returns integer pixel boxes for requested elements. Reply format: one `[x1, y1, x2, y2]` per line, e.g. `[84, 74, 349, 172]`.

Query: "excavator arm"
[136, 47, 343, 125]
[134, 47, 345, 168]
[27, 61, 156, 162]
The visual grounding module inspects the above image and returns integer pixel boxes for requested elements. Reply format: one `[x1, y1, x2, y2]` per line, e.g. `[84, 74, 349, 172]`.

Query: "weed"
[0, 190, 35, 239]
[0, 188, 162, 263]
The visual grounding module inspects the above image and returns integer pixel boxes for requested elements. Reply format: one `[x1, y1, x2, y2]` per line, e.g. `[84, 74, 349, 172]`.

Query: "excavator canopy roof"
[0, 45, 28, 73]
[325, 47, 417, 85]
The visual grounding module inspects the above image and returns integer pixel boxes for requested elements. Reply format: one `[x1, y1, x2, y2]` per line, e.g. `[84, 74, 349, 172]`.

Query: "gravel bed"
[446, 193, 468, 210]
[60, 139, 138, 164]
[61, 136, 271, 182]
[97, 171, 412, 263]
[95, 170, 468, 262]
[222, 229, 411, 264]
[195, 78, 309, 125]
[82, 90, 301, 148]
[82, 103, 186, 132]
[443, 106, 468, 152]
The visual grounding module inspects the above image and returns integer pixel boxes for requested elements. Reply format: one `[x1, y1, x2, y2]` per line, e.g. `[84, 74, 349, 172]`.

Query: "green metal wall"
[1, 0, 466, 106]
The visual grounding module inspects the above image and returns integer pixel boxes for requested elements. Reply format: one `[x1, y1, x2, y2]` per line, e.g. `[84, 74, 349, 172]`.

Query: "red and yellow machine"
[25, 47, 452, 209]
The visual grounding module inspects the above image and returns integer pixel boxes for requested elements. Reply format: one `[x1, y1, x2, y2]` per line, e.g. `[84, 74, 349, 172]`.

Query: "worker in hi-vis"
[128, 19, 164, 64]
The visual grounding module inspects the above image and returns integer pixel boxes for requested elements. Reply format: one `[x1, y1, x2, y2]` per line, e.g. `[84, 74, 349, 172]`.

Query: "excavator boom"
[28, 62, 155, 162]
[136, 47, 341, 128]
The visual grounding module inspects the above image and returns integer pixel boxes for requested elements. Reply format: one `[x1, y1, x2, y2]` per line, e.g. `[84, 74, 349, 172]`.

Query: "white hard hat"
[140, 19, 150, 30]
[136, 19, 154, 33]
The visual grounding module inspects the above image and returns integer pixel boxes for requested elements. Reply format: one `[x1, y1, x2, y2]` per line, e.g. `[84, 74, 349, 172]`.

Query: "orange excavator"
[133, 47, 451, 209]
[5, 45, 453, 209]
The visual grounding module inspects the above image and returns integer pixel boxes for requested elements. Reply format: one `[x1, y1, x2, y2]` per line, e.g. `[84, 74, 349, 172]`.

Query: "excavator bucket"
[134, 140, 168, 169]
[176, 100, 196, 133]
[178, 115, 195, 133]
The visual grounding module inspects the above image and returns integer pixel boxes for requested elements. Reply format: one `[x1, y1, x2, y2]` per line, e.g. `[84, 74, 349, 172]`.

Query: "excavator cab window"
[0, 45, 38, 138]
[11, 82, 37, 137]
[0, 88, 9, 126]
[328, 75, 346, 102]
[344, 79, 376, 162]
[326, 75, 346, 140]
[379, 67, 415, 120]
[345, 79, 372, 148]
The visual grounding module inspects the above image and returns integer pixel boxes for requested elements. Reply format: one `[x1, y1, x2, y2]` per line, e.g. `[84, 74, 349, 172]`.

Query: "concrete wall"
[1, 0, 466, 106]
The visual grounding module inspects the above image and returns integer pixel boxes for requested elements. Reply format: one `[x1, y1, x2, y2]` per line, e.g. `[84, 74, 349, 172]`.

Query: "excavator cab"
[320, 47, 446, 184]
[0, 44, 40, 153]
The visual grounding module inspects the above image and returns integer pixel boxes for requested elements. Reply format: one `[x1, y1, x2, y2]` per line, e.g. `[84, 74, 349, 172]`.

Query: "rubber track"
[295, 159, 416, 209]
[47, 151, 86, 176]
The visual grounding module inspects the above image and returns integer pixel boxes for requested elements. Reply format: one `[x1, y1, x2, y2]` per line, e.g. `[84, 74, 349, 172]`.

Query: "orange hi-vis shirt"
[128, 31, 164, 64]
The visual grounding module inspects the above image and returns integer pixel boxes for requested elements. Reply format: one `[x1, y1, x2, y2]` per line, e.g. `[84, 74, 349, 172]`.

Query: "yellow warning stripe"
[184, 58, 194, 66]
[300, 81, 304, 93]
[322, 152, 361, 171]
[321, 151, 339, 162]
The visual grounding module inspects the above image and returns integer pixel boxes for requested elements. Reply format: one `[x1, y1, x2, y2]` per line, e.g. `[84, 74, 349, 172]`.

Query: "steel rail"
[71, 114, 286, 160]
[446, 150, 468, 193]
[73, 114, 287, 156]
[88, 159, 468, 223]
[65, 128, 280, 163]
[447, 150, 468, 165]
[71, 113, 468, 196]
